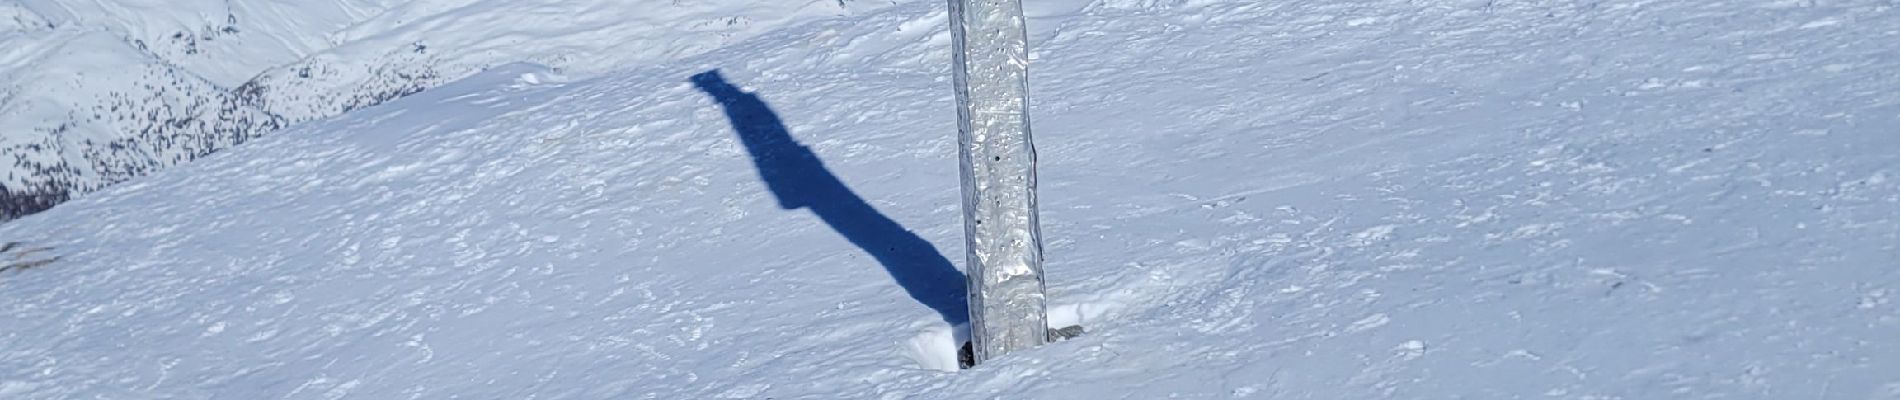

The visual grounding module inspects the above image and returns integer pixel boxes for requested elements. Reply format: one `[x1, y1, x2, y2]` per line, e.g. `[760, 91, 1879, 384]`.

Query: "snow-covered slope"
[4, 0, 1899, 398]
[0, 0, 883, 220]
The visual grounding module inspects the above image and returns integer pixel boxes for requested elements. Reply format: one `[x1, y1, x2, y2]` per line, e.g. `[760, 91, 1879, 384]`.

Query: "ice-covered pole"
[947, 0, 1048, 365]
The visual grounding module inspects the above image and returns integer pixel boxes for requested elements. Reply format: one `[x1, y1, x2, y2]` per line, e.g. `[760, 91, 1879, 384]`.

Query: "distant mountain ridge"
[0, 0, 881, 221]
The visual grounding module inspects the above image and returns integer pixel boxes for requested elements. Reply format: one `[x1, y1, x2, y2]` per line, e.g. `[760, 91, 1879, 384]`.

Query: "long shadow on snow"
[691, 70, 970, 325]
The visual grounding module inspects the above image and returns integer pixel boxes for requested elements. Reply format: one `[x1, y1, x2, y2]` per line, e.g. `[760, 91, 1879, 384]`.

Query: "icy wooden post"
[948, 0, 1048, 365]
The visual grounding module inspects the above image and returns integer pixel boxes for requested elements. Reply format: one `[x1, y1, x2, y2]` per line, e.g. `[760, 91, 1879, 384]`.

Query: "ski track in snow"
[4, 0, 1900, 398]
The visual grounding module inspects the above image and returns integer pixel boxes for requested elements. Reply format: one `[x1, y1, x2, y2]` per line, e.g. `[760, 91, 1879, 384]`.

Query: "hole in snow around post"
[899, 301, 1107, 372]
[901, 322, 967, 372]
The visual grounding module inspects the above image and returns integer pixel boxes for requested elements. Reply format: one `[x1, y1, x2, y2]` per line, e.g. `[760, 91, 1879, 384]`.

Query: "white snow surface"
[5, 0, 1900, 398]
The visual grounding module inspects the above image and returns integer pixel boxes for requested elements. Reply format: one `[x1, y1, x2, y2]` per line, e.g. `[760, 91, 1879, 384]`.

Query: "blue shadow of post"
[691, 70, 970, 325]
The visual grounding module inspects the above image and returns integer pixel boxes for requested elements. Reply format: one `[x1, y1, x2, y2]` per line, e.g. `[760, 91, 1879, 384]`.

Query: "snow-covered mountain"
[4, 0, 1899, 398]
[0, 0, 883, 220]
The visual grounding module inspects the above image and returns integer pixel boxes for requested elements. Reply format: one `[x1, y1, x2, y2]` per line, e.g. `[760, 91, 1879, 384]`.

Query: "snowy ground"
[4, 0, 1899, 398]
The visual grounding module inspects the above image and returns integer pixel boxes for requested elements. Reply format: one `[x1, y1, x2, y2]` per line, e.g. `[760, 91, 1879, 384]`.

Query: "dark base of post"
[958, 325, 1087, 369]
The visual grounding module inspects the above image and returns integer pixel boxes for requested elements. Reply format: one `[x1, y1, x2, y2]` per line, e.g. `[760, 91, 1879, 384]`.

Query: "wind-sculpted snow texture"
[3, 0, 1899, 398]
[0, 0, 881, 220]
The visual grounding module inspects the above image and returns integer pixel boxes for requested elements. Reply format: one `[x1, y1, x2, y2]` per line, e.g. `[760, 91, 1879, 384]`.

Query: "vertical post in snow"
[947, 0, 1048, 365]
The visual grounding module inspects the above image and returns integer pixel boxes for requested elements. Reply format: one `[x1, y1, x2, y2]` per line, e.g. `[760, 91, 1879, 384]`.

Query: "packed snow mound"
[0, 0, 890, 220]
[4, 0, 1900, 398]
